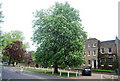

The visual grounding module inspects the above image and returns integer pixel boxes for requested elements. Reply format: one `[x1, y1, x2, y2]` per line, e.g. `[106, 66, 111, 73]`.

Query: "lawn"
[24, 68, 78, 77]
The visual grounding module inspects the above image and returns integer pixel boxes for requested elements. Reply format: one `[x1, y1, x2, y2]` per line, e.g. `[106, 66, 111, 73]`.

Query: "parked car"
[82, 68, 91, 76]
[3, 62, 8, 65]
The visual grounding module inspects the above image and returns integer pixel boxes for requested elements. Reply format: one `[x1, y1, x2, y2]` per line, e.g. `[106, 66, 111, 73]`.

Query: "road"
[2, 66, 63, 81]
[1, 65, 119, 81]
[0, 62, 2, 80]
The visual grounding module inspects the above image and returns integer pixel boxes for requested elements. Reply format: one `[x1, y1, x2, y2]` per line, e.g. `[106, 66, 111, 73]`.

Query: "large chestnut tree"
[32, 2, 87, 73]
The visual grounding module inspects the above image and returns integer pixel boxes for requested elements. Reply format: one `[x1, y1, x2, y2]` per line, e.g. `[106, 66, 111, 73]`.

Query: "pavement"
[69, 73, 119, 79]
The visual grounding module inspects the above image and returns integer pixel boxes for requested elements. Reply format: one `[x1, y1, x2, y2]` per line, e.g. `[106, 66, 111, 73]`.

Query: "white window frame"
[84, 45, 86, 48]
[101, 65, 104, 66]
[88, 51, 91, 56]
[101, 48, 104, 54]
[88, 44, 90, 47]
[93, 43, 97, 47]
[93, 51, 96, 56]
[108, 65, 113, 67]
[108, 48, 112, 54]
[88, 60, 91, 65]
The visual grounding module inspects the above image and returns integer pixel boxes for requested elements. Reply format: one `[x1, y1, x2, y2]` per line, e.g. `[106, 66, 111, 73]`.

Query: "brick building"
[83, 38, 99, 69]
[82, 37, 120, 70]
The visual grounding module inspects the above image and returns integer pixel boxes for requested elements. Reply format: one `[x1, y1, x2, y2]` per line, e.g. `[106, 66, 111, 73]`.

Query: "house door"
[94, 60, 96, 68]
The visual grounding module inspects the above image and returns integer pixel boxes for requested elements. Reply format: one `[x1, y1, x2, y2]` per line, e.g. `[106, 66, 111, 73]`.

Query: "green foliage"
[0, 29, 3, 51]
[3, 64, 15, 67]
[73, 68, 115, 73]
[72, 68, 83, 71]
[92, 69, 115, 73]
[1, 30, 26, 62]
[0, 3, 4, 23]
[4, 41, 26, 65]
[0, 3, 4, 60]
[32, 2, 87, 72]
[2, 30, 25, 50]
[25, 68, 77, 77]
[29, 51, 36, 61]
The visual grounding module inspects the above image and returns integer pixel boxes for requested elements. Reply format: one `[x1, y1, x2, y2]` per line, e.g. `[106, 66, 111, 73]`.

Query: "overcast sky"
[1, 0, 119, 51]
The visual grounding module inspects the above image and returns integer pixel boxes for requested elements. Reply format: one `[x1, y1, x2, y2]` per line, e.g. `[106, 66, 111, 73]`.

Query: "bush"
[72, 68, 83, 71]
[92, 69, 115, 73]
[72, 68, 115, 73]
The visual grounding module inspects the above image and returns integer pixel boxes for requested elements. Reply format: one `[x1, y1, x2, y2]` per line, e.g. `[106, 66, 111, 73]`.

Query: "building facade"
[83, 38, 99, 69]
[83, 37, 120, 70]
[99, 40, 117, 69]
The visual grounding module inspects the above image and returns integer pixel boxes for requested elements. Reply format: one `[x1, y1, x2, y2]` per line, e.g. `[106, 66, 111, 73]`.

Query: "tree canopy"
[32, 2, 87, 73]
[0, 3, 4, 61]
[2, 30, 25, 50]
[1, 30, 27, 63]
[0, 3, 4, 23]
[4, 41, 26, 65]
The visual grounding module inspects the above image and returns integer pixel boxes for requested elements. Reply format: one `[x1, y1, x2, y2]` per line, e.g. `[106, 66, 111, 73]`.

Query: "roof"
[100, 40, 115, 44]
[85, 38, 98, 42]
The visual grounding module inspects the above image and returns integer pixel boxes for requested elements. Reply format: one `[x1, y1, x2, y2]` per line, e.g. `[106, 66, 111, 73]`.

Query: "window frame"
[88, 60, 91, 64]
[88, 44, 91, 47]
[84, 52, 86, 56]
[101, 48, 104, 54]
[93, 50, 96, 56]
[108, 48, 112, 54]
[93, 43, 97, 47]
[88, 51, 91, 56]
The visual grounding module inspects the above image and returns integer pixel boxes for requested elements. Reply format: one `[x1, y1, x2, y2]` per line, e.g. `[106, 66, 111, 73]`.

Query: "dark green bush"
[73, 68, 115, 73]
[92, 69, 115, 73]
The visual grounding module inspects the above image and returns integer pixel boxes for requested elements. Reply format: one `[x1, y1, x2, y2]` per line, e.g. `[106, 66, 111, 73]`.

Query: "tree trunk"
[8, 56, 11, 65]
[54, 63, 58, 74]
[13, 62, 15, 66]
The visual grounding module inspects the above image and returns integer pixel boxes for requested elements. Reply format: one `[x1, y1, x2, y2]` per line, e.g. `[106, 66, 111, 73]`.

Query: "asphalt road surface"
[0, 62, 2, 80]
[2, 66, 63, 81]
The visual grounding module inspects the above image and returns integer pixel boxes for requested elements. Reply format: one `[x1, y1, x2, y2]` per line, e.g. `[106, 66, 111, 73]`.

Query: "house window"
[84, 52, 86, 56]
[88, 60, 91, 64]
[101, 58, 105, 63]
[84, 45, 86, 48]
[84, 61, 86, 64]
[93, 51, 96, 56]
[101, 48, 104, 54]
[88, 44, 90, 47]
[108, 48, 112, 54]
[93, 43, 97, 47]
[108, 58, 113, 65]
[88, 51, 91, 56]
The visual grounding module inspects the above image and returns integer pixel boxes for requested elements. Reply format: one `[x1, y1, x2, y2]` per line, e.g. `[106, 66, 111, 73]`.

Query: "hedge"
[72, 68, 115, 73]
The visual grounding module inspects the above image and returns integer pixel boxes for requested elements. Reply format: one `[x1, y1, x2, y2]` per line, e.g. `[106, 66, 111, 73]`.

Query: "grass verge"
[3, 64, 15, 67]
[24, 68, 78, 77]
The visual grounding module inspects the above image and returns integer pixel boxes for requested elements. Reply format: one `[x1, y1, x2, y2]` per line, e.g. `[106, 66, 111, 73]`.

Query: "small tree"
[2, 30, 27, 62]
[32, 2, 87, 73]
[4, 41, 26, 66]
